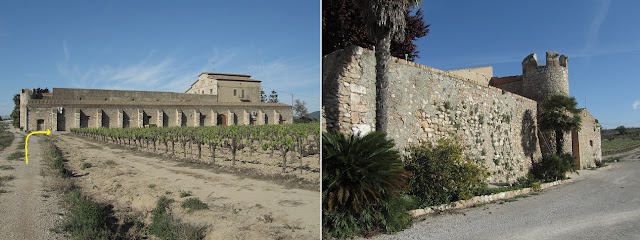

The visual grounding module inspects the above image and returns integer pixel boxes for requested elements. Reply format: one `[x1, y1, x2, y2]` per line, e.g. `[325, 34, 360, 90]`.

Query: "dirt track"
[0, 124, 66, 239]
[53, 132, 320, 239]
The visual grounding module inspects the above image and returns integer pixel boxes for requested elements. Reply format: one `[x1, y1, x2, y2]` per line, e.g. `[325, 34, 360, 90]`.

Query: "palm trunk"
[556, 130, 564, 155]
[374, 28, 392, 133]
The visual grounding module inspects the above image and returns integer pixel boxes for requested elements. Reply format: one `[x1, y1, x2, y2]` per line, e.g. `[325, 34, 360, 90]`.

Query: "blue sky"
[412, 0, 639, 129]
[0, 1, 320, 117]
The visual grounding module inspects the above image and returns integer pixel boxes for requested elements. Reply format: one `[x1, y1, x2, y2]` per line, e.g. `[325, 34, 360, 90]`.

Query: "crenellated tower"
[521, 51, 571, 155]
[521, 51, 569, 102]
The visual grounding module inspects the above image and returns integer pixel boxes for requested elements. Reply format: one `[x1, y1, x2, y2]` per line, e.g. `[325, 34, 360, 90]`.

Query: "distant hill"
[309, 111, 320, 120]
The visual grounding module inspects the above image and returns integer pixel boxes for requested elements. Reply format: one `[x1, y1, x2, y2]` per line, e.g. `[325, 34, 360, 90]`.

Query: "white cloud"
[583, 0, 612, 54]
[633, 100, 640, 110]
[54, 46, 320, 112]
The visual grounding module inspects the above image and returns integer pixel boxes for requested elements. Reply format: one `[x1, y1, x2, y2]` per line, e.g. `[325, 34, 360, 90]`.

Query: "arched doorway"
[217, 114, 227, 126]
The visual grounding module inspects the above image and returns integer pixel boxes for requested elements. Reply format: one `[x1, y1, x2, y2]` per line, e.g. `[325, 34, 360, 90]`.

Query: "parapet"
[523, 51, 568, 69]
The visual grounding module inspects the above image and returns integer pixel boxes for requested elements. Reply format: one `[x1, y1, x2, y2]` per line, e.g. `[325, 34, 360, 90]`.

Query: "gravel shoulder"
[374, 154, 640, 240]
[52, 132, 320, 239]
[0, 125, 66, 239]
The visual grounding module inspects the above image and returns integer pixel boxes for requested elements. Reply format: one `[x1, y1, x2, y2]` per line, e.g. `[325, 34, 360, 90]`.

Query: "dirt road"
[375, 154, 640, 239]
[0, 125, 66, 239]
[53, 132, 320, 239]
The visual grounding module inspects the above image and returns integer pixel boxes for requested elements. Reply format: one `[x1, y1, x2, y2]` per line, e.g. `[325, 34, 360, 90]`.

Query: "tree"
[260, 87, 267, 103]
[323, 0, 430, 61]
[293, 99, 309, 118]
[267, 90, 279, 103]
[352, 0, 422, 133]
[538, 94, 582, 155]
[616, 125, 627, 135]
[10, 94, 20, 128]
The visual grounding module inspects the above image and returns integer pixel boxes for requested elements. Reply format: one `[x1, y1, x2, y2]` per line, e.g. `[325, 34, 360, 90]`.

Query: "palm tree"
[538, 94, 582, 155]
[353, 0, 422, 133]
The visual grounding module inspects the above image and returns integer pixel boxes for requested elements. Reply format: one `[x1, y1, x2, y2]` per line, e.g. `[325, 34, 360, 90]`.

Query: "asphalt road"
[375, 153, 640, 240]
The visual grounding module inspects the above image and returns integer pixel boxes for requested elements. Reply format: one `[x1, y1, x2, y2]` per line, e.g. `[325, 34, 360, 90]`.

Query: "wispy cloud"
[633, 100, 640, 110]
[583, 0, 612, 55]
[54, 44, 320, 111]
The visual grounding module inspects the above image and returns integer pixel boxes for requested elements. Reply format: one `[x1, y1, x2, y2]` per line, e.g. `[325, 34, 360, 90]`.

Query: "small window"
[210, 89, 213, 94]
[241, 89, 245, 98]
[233, 89, 237, 96]
[202, 90, 204, 94]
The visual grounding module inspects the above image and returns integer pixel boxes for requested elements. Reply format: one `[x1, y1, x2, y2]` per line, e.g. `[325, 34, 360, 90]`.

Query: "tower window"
[242, 89, 245, 98]
[210, 89, 213, 94]
[233, 89, 237, 96]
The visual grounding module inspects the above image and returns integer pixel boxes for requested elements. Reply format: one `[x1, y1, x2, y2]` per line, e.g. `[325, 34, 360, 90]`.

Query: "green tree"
[260, 87, 267, 103]
[293, 99, 308, 118]
[538, 95, 582, 155]
[10, 94, 20, 128]
[267, 90, 279, 103]
[352, 0, 422, 133]
[616, 125, 627, 135]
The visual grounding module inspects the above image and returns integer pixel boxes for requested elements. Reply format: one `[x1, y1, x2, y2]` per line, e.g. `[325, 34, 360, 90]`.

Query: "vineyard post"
[298, 136, 302, 175]
[231, 137, 237, 166]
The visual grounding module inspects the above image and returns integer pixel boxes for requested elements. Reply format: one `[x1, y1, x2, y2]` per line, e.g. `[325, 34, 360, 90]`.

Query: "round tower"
[521, 51, 569, 102]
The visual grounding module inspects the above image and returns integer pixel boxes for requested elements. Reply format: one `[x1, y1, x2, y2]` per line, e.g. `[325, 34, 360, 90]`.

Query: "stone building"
[20, 72, 292, 131]
[323, 46, 602, 182]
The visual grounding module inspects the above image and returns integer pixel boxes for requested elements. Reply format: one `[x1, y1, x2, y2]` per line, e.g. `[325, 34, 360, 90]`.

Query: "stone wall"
[323, 46, 542, 183]
[446, 66, 493, 86]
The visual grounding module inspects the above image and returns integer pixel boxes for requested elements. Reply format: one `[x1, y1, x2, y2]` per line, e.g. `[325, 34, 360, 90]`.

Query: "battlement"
[522, 51, 568, 69]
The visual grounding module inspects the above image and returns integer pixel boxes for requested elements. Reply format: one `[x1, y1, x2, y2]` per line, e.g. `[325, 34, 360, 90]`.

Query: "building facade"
[20, 73, 292, 131]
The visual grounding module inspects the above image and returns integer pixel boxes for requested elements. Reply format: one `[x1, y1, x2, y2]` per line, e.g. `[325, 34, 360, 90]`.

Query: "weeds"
[179, 190, 193, 198]
[7, 151, 25, 161]
[181, 198, 209, 212]
[0, 165, 14, 170]
[148, 184, 156, 189]
[81, 162, 92, 170]
[147, 196, 206, 240]
[0, 175, 16, 181]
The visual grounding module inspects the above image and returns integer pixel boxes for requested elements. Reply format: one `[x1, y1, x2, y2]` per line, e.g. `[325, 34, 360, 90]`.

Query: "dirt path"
[0, 124, 66, 239]
[54, 132, 320, 239]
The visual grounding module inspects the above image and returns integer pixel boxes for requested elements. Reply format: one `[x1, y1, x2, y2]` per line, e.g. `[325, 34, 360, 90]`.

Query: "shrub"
[531, 153, 577, 182]
[147, 196, 206, 240]
[61, 190, 114, 239]
[405, 139, 487, 207]
[181, 198, 209, 212]
[81, 162, 92, 170]
[322, 131, 411, 239]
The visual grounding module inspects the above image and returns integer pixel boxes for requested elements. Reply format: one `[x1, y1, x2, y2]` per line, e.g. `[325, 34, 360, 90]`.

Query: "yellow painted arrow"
[25, 129, 50, 164]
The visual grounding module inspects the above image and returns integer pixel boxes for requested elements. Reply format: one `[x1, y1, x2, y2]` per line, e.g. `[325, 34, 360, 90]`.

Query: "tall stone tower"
[521, 51, 571, 155]
[521, 51, 569, 101]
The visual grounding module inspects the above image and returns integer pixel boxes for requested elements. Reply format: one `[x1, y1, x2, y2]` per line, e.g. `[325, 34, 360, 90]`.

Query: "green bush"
[405, 139, 487, 207]
[181, 198, 209, 212]
[147, 196, 206, 240]
[322, 131, 411, 239]
[531, 153, 577, 182]
[61, 190, 114, 239]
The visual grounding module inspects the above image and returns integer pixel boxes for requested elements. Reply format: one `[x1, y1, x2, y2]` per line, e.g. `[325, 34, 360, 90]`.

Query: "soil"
[52, 132, 320, 239]
[0, 123, 67, 239]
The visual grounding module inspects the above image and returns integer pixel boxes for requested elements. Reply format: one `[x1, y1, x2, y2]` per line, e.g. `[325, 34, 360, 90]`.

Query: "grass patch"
[81, 162, 92, 170]
[61, 190, 115, 239]
[0, 175, 16, 182]
[148, 184, 156, 189]
[181, 198, 209, 212]
[179, 190, 193, 198]
[0, 165, 14, 170]
[0, 122, 14, 152]
[104, 160, 117, 167]
[147, 196, 206, 240]
[7, 151, 25, 161]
